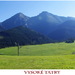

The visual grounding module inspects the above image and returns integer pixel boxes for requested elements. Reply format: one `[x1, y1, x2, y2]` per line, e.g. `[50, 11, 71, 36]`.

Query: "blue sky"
[0, 1, 75, 22]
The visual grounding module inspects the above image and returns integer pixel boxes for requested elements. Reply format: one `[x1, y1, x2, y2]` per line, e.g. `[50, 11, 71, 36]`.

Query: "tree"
[65, 39, 74, 43]
[15, 42, 22, 56]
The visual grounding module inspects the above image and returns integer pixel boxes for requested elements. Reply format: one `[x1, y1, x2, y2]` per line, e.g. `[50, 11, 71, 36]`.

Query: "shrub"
[65, 39, 74, 43]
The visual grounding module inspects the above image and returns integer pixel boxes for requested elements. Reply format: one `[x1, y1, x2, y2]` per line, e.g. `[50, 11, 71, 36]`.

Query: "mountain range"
[27, 11, 75, 41]
[27, 11, 75, 35]
[0, 11, 75, 47]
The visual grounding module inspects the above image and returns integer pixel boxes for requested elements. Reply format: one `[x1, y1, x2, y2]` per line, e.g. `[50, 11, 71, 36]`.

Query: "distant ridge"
[49, 20, 75, 41]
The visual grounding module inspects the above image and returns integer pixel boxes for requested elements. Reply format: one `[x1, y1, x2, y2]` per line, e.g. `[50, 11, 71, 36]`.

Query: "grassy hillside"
[0, 42, 75, 69]
[0, 42, 75, 56]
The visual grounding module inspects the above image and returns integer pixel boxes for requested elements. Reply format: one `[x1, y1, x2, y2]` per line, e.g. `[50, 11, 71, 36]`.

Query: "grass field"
[0, 42, 75, 56]
[0, 55, 75, 69]
[0, 42, 75, 69]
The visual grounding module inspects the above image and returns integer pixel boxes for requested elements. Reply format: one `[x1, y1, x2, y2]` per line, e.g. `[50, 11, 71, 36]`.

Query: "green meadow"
[0, 42, 75, 69]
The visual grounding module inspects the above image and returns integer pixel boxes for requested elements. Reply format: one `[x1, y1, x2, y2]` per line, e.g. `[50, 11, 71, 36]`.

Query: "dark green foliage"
[0, 26, 54, 48]
[65, 39, 74, 43]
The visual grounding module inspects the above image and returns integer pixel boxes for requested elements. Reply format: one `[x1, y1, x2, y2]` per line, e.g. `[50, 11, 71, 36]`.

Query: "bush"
[65, 39, 74, 43]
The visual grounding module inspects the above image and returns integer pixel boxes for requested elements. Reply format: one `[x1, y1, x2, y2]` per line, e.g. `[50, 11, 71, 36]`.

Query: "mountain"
[27, 11, 62, 35]
[48, 20, 75, 41]
[1, 11, 75, 44]
[0, 23, 5, 31]
[27, 11, 75, 36]
[0, 26, 53, 48]
[1, 13, 29, 30]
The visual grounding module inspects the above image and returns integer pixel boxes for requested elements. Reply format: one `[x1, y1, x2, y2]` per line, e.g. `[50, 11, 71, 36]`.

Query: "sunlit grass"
[0, 42, 75, 56]
[0, 42, 75, 69]
[0, 55, 75, 69]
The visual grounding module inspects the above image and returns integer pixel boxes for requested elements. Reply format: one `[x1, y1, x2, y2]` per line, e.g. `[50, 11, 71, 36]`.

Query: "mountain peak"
[38, 11, 53, 16]
[39, 11, 49, 15]
[14, 12, 27, 19]
[41, 11, 49, 14]
[2, 12, 29, 30]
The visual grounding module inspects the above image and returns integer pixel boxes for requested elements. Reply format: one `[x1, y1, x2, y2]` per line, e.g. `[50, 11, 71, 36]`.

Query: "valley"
[0, 11, 75, 69]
